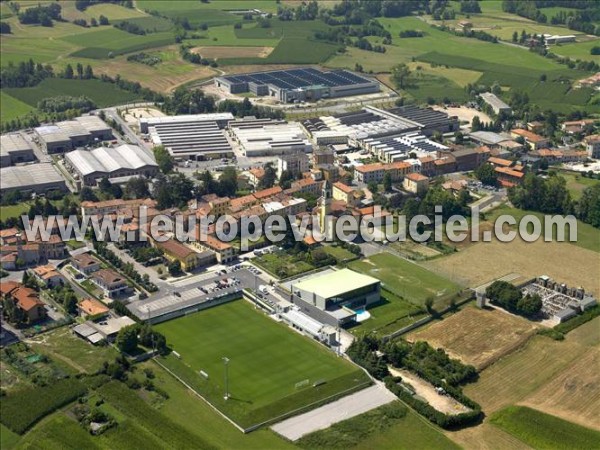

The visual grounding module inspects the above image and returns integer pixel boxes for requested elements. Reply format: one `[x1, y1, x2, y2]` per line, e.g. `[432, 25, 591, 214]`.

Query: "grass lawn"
[28, 327, 118, 375]
[0, 202, 29, 221]
[0, 424, 20, 450]
[490, 406, 600, 449]
[559, 172, 600, 200]
[0, 92, 34, 123]
[155, 299, 370, 428]
[349, 290, 426, 336]
[348, 252, 462, 308]
[353, 408, 460, 450]
[253, 251, 315, 278]
[554, 39, 600, 62]
[322, 245, 357, 263]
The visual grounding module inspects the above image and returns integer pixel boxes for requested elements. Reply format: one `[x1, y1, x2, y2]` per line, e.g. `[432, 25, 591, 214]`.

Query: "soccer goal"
[294, 379, 310, 389]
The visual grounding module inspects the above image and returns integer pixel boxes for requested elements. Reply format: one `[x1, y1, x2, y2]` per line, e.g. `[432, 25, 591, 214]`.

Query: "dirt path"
[389, 367, 471, 415]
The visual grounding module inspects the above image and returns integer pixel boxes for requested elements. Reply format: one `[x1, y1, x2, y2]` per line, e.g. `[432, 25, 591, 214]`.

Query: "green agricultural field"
[348, 252, 462, 308]
[490, 406, 600, 449]
[155, 299, 370, 428]
[0, 92, 34, 123]
[137, 0, 281, 14]
[63, 29, 176, 59]
[4, 78, 142, 109]
[112, 16, 175, 33]
[60, 2, 148, 22]
[188, 23, 280, 47]
[486, 205, 600, 253]
[555, 39, 600, 62]
[219, 19, 338, 65]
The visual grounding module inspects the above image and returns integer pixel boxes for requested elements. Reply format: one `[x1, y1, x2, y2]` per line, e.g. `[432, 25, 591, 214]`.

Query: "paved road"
[271, 383, 397, 441]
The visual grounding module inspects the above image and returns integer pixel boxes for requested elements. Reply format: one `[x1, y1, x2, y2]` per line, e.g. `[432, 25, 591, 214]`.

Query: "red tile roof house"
[0, 282, 47, 323]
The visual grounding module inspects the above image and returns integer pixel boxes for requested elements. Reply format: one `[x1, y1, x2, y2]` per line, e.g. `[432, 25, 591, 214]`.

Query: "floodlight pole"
[222, 357, 230, 400]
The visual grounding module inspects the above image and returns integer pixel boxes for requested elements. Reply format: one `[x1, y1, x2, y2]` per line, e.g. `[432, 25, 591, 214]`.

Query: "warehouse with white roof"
[141, 113, 234, 160]
[34, 115, 112, 153]
[229, 118, 312, 156]
[0, 133, 35, 167]
[0, 163, 67, 199]
[65, 144, 158, 186]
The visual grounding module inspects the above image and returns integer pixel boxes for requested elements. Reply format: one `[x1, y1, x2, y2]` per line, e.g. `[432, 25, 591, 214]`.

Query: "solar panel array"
[221, 68, 371, 90]
[387, 105, 450, 127]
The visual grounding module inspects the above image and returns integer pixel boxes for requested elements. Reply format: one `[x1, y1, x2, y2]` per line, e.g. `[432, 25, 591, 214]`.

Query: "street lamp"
[222, 357, 230, 400]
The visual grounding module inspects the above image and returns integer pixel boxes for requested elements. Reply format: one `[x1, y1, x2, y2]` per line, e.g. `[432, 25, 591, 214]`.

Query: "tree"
[517, 293, 542, 317]
[279, 170, 295, 189]
[90, 17, 97, 27]
[471, 115, 482, 132]
[124, 177, 149, 199]
[475, 163, 497, 187]
[84, 64, 93, 79]
[168, 259, 182, 276]
[383, 171, 392, 192]
[390, 63, 411, 89]
[153, 145, 173, 174]
[99, 15, 109, 25]
[79, 186, 98, 202]
[512, 30, 518, 42]
[367, 181, 379, 194]
[116, 325, 138, 354]
[0, 22, 11, 34]
[258, 162, 277, 189]
[63, 64, 74, 79]
[218, 166, 238, 197]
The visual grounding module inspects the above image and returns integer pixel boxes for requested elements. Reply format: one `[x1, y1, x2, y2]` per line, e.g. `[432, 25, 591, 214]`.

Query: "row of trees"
[37, 95, 96, 114]
[18, 3, 62, 26]
[509, 173, 600, 228]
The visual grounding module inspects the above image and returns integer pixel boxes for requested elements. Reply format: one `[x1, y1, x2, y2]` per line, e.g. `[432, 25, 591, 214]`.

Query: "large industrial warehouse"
[65, 144, 158, 186]
[141, 113, 234, 160]
[0, 163, 67, 199]
[34, 115, 112, 154]
[228, 117, 312, 157]
[215, 67, 380, 103]
[0, 133, 35, 167]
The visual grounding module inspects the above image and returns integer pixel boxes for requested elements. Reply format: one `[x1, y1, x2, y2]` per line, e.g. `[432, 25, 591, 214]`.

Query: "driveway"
[271, 383, 397, 441]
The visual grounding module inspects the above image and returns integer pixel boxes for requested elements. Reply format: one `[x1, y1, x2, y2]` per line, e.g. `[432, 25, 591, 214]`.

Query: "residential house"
[510, 129, 549, 150]
[71, 253, 101, 275]
[561, 119, 596, 135]
[3, 285, 47, 323]
[77, 298, 109, 318]
[247, 167, 265, 188]
[584, 134, 600, 158]
[91, 268, 129, 298]
[154, 238, 211, 272]
[30, 264, 64, 288]
[333, 182, 363, 207]
[403, 173, 429, 195]
[495, 166, 525, 187]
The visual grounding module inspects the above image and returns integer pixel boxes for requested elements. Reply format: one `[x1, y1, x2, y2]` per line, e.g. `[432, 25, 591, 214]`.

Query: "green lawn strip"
[490, 406, 600, 449]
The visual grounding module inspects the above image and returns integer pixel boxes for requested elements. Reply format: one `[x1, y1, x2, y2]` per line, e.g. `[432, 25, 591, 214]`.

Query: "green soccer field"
[348, 252, 462, 308]
[156, 299, 370, 428]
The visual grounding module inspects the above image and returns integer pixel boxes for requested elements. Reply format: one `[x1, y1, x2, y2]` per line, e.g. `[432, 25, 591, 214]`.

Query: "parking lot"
[127, 263, 285, 322]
